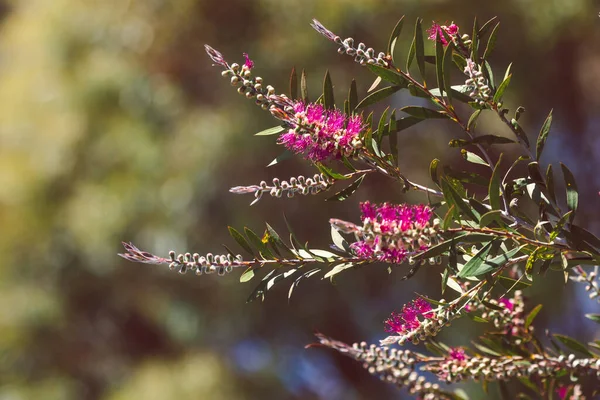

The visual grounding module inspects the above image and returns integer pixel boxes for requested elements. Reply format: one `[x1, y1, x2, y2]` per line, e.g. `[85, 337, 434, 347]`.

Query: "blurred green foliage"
[0, 0, 598, 399]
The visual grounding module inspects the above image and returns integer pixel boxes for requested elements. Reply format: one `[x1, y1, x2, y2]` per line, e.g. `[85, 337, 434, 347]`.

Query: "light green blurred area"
[0, 0, 598, 399]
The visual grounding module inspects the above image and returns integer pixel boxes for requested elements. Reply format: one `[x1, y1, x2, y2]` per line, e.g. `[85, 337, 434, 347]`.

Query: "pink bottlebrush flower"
[427, 22, 460, 46]
[350, 241, 374, 259]
[243, 53, 254, 69]
[384, 298, 434, 335]
[448, 348, 467, 361]
[347, 202, 436, 265]
[499, 297, 514, 312]
[556, 386, 568, 400]
[276, 101, 365, 162]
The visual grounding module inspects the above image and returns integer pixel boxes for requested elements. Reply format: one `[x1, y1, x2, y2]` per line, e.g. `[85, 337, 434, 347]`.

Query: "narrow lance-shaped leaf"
[400, 106, 447, 119]
[386, 16, 405, 63]
[406, 32, 416, 72]
[441, 178, 479, 222]
[385, 116, 423, 135]
[435, 30, 445, 97]
[267, 150, 293, 167]
[553, 334, 594, 357]
[467, 109, 482, 131]
[323, 70, 334, 110]
[228, 226, 255, 256]
[458, 241, 494, 278]
[301, 69, 309, 102]
[415, 18, 426, 82]
[489, 153, 503, 210]
[461, 149, 489, 166]
[524, 304, 542, 330]
[493, 73, 511, 103]
[388, 109, 398, 166]
[355, 85, 402, 110]
[482, 22, 500, 60]
[255, 125, 286, 136]
[546, 164, 558, 205]
[429, 158, 440, 186]
[366, 64, 407, 85]
[289, 66, 298, 100]
[348, 79, 358, 112]
[375, 106, 390, 143]
[560, 163, 578, 221]
[326, 174, 365, 201]
[536, 109, 553, 160]
[442, 44, 454, 105]
[471, 16, 479, 61]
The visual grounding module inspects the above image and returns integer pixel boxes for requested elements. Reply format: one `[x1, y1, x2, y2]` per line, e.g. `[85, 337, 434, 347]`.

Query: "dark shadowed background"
[1, 0, 599, 399]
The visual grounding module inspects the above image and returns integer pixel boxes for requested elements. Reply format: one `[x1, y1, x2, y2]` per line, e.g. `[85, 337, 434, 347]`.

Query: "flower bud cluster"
[380, 299, 464, 346]
[570, 266, 600, 301]
[310, 19, 389, 67]
[118, 242, 244, 277]
[229, 174, 333, 204]
[167, 251, 243, 276]
[464, 59, 491, 106]
[205, 45, 279, 111]
[425, 353, 600, 384]
[315, 334, 452, 399]
[273, 101, 366, 162]
[333, 202, 440, 265]
[480, 291, 529, 341]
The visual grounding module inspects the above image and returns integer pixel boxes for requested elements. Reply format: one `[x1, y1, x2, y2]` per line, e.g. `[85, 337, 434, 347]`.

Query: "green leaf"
[482, 22, 500, 60]
[467, 109, 482, 131]
[478, 16, 498, 38]
[489, 154, 503, 210]
[387, 16, 405, 63]
[323, 70, 334, 110]
[366, 64, 407, 86]
[375, 106, 390, 143]
[461, 149, 489, 166]
[267, 150, 293, 167]
[367, 76, 382, 92]
[356, 85, 402, 110]
[585, 314, 600, 324]
[430, 158, 440, 186]
[471, 16, 479, 60]
[435, 30, 445, 98]
[429, 86, 473, 103]
[316, 163, 348, 180]
[240, 268, 255, 283]
[550, 211, 572, 241]
[453, 53, 467, 71]
[493, 73, 511, 103]
[301, 69, 309, 102]
[400, 106, 446, 119]
[255, 125, 286, 136]
[476, 245, 524, 276]
[244, 227, 273, 259]
[450, 135, 514, 147]
[265, 223, 290, 254]
[458, 241, 494, 278]
[511, 119, 530, 147]
[536, 109, 553, 160]
[330, 226, 350, 252]
[388, 109, 398, 166]
[228, 226, 255, 256]
[386, 116, 423, 135]
[480, 210, 503, 227]
[414, 18, 425, 81]
[348, 79, 358, 112]
[546, 164, 558, 205]
[441, 178, 479, 222]
[560, 163, 578, 221]
[289, 66, 298, 100]
[553, 334, 594, 357]
[325, 174, 365, 201]
[525, 304, 542, 330]
[406, 29, 416, 72]
[443, 45, 454, 105]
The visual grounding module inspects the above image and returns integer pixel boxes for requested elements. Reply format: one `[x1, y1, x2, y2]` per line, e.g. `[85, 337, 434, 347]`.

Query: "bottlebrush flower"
[448, 348, 467, 361]
[427, 22, 460, 46]
[384, 298, 434, 335]
[243, 53, 254, 69]
[274, 101, 365, 162]
[331, 201, 438, 265]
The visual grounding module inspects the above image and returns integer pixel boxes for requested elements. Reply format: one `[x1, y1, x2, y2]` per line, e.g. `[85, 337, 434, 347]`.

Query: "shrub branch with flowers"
[120, 16, 600, 399]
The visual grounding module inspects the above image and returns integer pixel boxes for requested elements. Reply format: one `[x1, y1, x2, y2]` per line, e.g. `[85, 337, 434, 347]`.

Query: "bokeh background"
[1, 0, 600, 399]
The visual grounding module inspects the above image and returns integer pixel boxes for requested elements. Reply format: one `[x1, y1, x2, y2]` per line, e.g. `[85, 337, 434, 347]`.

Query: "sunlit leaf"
[536, 109, 553, 160]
